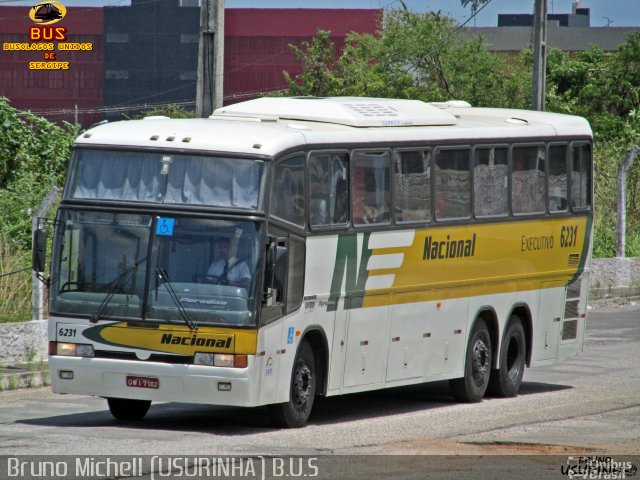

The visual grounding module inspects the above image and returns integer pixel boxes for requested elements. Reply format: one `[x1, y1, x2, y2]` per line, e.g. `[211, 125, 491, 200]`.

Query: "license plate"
[126, 375, 159, 389]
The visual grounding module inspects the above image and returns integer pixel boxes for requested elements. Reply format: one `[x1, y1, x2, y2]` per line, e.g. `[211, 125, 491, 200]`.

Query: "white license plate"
[126, 375, 159, 389]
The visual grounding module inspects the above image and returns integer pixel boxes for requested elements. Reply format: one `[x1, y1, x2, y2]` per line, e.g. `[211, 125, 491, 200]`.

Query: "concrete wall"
[0, 320, 47, 365]
[589, 257, 640, 300]
[0, 258, 638, 364]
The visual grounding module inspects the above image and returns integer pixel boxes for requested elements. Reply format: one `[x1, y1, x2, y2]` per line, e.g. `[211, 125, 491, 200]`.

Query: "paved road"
[0, 306, 638, 478]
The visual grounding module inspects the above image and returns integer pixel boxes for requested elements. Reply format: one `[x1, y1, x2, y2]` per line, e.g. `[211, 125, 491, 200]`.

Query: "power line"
[22, 85, 286, 117]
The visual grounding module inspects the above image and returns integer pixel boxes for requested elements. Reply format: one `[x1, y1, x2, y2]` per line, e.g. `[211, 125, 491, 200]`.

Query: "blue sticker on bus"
[156, 218, 175, 236]
[287, 327, 295, 344]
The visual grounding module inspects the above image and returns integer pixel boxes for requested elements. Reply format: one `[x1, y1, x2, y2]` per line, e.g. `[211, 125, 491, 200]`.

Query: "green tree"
[284, 10, 531, 108]
[0, 97, 76, 249]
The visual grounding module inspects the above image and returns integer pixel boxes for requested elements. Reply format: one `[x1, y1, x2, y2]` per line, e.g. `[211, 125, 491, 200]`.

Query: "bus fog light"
[57, 343, 76, 356]
[76, 344, 94, 358]
[59, 370, 74, 380]
[214, 354, 234, 367]
[217, 382, 231, 391]
[194, 352, 214, 366]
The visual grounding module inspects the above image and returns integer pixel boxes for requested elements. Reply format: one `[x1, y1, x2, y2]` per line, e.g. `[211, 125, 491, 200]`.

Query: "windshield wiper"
[156, 267, 198, 330]
[90, 266, 135, 323]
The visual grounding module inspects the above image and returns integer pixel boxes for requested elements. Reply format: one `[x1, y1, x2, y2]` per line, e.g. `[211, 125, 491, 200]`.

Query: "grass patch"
[0, 238, 32, 323]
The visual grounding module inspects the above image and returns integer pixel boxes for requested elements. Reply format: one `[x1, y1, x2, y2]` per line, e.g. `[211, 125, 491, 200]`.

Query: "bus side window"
[511, 145, 546, 215]
[309, 153, 349, 228]
[571, 143, 592, 210]
[549, 144, 568, 213]
[352, 150, 391, 226]
[435, 148, 471, 220]
[270, 155, 305, 227]
[474, 146, 508, 218]
[394, 150, 431, 223]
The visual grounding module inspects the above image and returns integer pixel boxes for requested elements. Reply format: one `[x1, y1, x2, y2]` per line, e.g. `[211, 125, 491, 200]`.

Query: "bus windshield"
[50, 210, 263, 327]
[68, 149, 264, 210]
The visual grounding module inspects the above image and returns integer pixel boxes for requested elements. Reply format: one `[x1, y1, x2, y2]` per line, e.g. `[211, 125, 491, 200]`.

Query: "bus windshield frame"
[50, 208, 265, 328]
[66, 147, 266, 211]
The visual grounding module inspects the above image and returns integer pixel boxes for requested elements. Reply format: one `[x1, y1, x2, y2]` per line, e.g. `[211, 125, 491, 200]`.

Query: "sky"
[1, 0, 639, 27]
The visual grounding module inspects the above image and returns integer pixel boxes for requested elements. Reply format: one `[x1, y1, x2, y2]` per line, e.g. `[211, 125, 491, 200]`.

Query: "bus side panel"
[256, 320, 284, 406]
[558, 271, 589, 361]
[326, 298, 346, 393]
[343, 298, 389, 388]
[429, 286, 470, 379]
[386, 292, 432, 382]
[534, 281, 566, 362]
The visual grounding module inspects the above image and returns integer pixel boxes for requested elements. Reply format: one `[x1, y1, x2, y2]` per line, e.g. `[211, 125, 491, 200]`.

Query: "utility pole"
[531, 0, 547, 111]
[196, 0, 224, 118]
[616, 146, 640, 257]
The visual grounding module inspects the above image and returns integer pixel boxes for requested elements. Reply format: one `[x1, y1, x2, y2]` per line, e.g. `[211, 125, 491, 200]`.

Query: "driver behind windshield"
[207, 236, 251, 289]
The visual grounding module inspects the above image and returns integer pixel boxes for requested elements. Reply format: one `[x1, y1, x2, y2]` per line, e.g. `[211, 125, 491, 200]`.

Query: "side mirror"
[32, 229, 47, 272]
[272, 244, 288, 291]
[265, 238, 288, 291]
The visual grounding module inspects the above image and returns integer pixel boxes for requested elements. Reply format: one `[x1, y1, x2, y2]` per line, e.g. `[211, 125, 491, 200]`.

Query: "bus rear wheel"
[107, 398, 151, 421]
[488, 316, 526, 397]
[270, 341, 316, 428]
[450, 318, 492, 402]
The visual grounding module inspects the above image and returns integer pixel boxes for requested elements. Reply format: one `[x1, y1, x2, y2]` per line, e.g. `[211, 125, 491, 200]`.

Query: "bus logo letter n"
[328, 233, 371, 312]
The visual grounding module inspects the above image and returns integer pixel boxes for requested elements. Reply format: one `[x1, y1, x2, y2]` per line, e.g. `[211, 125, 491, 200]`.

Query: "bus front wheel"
[450, 319, 492, 402]
[270, 341, 316, 428]
[107, 398, 151, 421]
[488, 316, 526, 397]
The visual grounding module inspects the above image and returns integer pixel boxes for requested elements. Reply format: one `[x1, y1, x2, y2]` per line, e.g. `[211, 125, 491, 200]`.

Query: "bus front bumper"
[49, 355, 257, 407]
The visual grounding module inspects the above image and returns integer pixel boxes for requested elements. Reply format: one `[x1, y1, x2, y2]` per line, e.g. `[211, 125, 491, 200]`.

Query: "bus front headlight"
[55, 342, 95, 358]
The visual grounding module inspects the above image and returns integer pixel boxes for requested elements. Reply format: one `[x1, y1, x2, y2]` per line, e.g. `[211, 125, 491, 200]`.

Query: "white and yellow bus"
[44, 97, 592, 427]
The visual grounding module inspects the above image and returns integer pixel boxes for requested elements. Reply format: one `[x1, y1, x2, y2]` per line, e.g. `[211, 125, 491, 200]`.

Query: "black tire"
[487, 316, 526, 397]
[270, 341, 316, 428]
[107, 398, 151, 421]
[450, 318, 492, 402]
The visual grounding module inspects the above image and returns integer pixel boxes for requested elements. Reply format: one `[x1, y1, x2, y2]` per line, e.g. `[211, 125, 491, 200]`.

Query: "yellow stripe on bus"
[90, 323, 258, 355]
[362, 217, 589, 308]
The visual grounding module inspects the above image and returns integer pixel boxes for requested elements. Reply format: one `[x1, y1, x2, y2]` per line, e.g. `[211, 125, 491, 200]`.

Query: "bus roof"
[76, 97, 592, 156]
